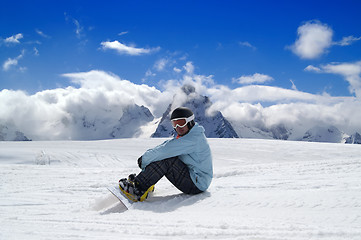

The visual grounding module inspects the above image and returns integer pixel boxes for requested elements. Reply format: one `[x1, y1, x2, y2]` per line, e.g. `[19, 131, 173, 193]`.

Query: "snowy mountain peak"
[301, 125, 345, 143]
[0, 123, 31, 141]
[181, 84, 196, 95]
[345, 132, 361, 144]
[152, 85, 238, 138]
[111, 104, 154, 138]
[66, 103, 154, 140]
[269, 124, 293, 140]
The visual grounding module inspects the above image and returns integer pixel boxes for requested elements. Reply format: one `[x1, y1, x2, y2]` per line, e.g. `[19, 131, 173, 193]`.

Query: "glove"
[137, 156, 142, 168]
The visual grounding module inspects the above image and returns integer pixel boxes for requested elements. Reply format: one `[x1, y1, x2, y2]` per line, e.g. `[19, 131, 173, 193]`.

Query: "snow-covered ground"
[1, 138, 361, 239]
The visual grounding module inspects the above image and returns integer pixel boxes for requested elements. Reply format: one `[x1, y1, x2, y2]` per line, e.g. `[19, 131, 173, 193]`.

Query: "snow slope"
[1, 139, 361, 239]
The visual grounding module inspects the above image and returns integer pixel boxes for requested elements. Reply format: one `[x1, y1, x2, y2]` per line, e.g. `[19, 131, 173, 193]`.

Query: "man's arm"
[140, 136, 196, 169]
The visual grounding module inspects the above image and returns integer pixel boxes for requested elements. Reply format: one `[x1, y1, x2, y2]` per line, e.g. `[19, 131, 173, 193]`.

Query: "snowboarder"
[119, 107, 213, 201]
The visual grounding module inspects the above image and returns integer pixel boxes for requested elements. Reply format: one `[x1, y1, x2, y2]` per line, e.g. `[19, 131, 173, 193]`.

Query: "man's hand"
[137, 156, 142, 168]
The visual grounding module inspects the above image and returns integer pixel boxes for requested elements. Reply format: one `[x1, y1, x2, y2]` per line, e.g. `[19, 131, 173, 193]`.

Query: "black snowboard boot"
[118, 174, 154, 202]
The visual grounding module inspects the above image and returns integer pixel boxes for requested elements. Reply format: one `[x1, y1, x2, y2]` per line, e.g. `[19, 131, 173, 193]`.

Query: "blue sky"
[1, 0, 361, 97]
[2, 0, 361, 141]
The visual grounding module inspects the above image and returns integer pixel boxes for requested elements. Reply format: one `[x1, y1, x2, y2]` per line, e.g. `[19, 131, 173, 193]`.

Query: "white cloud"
[2, 50, 25, 71]
[4, 33, 23, 44]
[19, 66, 27, 72]
[208, 89, 360, 138]
[289, 20, 333, 59]
[289, 21, 360, 59]
[0, 70, 174, 140]
[207, 85, 319, 105]
[73, 19, 83, 38]
[239, 41, 256, 50]
[304, 65, 322, 73]
[173, 67, 182, 73]
[321, 61, 361, 97]
[154, 58, 168, 71]
[35, 29, 50, 38]
[173, 64, 361, 136]
[118, 31, 128, 36]
[64, 12, 84, 39]
[61, 70, 173, 115]
[1, 64, 361, 140]
[145, 69, 156, 77]
[334, 36, 361, 46]
[2, 58, 18, 71]
[306, 61, 361, 98]
[101, 40, 160, 56]
[290, 79, 297, 90]
[184, 61, 195, 74]
[33, 47, 39, 56]
[233, 73, 274, 85]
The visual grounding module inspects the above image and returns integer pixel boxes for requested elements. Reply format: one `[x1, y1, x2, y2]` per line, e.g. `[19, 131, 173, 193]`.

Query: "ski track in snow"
[1, 138, 361, 239]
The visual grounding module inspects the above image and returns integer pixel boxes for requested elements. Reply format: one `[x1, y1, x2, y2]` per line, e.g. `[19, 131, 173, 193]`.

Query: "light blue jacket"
[141, 123, 213, 191]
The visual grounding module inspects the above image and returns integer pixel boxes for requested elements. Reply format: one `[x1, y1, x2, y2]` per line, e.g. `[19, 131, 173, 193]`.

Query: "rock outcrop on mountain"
[345, 132, 361, 144]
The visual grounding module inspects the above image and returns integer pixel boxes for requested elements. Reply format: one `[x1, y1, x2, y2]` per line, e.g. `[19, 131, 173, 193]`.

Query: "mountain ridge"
[152, 85, 239, 138]
[1, 85, 360, 144]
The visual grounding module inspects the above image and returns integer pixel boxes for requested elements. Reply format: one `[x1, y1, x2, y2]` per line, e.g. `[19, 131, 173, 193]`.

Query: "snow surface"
[1, 138, 361, 239]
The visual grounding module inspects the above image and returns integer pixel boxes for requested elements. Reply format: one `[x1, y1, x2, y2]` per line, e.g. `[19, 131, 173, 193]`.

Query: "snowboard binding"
[118, 174, 154, 202]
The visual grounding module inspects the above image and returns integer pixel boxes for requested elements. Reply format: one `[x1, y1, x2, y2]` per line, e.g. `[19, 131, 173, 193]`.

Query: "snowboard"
[107, 184, 155, 210]
[107, 185, 133, 210]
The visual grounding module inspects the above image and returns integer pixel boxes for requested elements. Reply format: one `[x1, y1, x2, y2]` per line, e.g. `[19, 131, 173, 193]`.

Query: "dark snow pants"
[135, 157, 203, 195]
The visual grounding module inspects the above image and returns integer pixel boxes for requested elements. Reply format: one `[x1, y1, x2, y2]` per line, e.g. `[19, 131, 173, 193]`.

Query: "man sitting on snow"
[119, 107, 213, 201]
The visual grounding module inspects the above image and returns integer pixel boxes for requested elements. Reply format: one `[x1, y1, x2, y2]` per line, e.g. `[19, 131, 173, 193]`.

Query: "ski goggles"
[171, 115, 194, 128]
